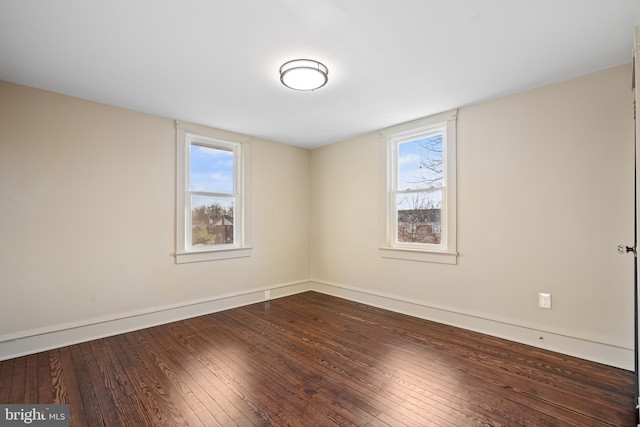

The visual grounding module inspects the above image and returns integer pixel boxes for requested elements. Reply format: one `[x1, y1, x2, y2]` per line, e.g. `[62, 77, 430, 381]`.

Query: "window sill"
[175, 247, 252, 264]
[379, 247, 457, 265]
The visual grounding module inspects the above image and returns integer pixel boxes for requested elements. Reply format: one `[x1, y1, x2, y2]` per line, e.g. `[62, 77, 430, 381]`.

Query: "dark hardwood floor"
[0, 291, 635, 426]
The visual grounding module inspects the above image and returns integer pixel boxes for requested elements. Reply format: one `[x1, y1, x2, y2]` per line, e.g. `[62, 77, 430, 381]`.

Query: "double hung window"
[175, 122, 251, 263]
[380, 110, 457, 264]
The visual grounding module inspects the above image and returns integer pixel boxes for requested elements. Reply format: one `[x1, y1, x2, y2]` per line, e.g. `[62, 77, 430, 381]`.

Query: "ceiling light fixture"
[279, 59, 328, 91]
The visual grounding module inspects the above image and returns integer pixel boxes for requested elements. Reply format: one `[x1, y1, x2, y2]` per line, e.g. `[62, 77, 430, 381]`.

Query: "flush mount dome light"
[279, 59, 328, 91]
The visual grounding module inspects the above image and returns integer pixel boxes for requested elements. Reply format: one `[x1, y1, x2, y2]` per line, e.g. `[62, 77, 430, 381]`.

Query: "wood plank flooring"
[0, 291, 635, 426]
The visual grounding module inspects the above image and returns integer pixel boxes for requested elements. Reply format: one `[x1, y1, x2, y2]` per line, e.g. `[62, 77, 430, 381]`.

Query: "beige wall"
[0, 81, 310, 339]
[0, 64, 635, 366]
[311, 64, 635, 355]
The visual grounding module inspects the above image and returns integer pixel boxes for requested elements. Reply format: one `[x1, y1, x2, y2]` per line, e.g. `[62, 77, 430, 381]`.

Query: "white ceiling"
[1, 1, 639, 149]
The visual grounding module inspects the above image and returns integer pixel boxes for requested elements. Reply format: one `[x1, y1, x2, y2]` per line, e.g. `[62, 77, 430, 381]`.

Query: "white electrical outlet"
[538, 293, 552, 309]
[265, 290, 271, 299]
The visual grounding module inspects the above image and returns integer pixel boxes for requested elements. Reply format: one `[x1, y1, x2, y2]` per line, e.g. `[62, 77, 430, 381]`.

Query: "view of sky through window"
[190, 144, 234, 196]
[397, 134, 443, 191]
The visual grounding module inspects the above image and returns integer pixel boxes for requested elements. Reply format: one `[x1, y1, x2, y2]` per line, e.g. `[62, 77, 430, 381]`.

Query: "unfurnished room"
[2, 1, 640, 426]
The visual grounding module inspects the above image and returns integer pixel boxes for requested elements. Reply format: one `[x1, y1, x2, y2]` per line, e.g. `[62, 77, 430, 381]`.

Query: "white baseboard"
[0, 280, 313, 362]
[310, 280, 634, 371]
[2, 279, 632, 371]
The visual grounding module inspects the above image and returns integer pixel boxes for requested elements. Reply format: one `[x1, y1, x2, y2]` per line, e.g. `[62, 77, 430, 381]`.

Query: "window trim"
[379, 109, 458, 264]
[175, 121, 251, 264]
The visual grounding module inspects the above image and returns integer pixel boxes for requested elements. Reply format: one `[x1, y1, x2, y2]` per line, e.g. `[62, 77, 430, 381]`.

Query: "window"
[175, 121, 251, 263]
[379, 110, 457, 264]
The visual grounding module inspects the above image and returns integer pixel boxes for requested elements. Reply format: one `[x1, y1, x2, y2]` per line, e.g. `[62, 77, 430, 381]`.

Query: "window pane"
[191, 195, 235, 246]
[397, 191, 441, 244]
[190, 144, 234, 194]
[398, 134, 443, 190]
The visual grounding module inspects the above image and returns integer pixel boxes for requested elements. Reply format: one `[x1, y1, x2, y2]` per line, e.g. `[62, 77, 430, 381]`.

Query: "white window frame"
[175, 121, 251, 264]
[379, 109, 457, 265]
